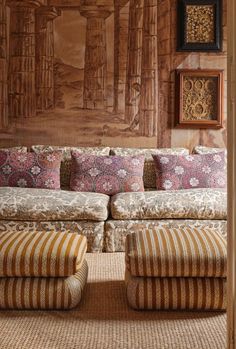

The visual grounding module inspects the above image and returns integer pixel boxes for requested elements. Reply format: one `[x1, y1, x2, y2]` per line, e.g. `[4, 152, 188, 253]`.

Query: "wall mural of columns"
[8, 1, 40, 118]
[36, 6, 59, 111]
[0, 0, 227, 149]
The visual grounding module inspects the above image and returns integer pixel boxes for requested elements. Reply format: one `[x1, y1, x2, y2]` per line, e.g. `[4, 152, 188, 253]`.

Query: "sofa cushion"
[0, 187, 110, 222]
[110, 147, 189, 188]
[111, 189, 227, 220]
[0, 231, 87, 277]
[125, 227, 227, 277]
[70, 152, 145, 195]
[0, 150, 62, 189]
[32, 145, 110, 189]
[152, 152, 226, 190]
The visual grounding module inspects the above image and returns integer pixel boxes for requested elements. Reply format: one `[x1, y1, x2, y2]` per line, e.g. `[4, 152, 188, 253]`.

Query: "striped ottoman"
[125, 227, 227, 310]
[0, 231, 88, 309]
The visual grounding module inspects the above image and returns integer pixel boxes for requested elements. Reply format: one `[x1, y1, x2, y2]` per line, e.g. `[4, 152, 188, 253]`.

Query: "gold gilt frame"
[175, 69, 223, 129]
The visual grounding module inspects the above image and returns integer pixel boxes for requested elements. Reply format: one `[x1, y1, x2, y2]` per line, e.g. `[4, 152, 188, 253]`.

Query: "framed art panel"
[177, 0, 222, 51]
[175, 69, 223, 129]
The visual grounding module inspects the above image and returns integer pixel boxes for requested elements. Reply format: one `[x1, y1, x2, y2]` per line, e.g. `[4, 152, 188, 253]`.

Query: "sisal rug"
[0, 253, 226, 349]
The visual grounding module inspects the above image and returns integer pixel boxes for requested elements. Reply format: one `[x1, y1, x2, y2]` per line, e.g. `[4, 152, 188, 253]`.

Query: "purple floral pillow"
[152, 152, 226, 190]
[70, 152, 145, 195]
[0, 151, 62, 189]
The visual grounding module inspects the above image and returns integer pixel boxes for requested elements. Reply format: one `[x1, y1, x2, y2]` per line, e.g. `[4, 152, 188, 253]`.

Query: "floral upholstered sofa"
[0, 145, 227, 252]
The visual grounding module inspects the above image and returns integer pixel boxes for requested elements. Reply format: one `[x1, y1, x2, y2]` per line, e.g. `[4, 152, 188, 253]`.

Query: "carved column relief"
[125, 0, 144, 123]
[80, 5, 112, 110]
[36, 6, 59, 111]
[113, 2, 129, 113]
[139, 0, 158, 137]
[8, 1, 40, 118]
[0, 0, 8, 129]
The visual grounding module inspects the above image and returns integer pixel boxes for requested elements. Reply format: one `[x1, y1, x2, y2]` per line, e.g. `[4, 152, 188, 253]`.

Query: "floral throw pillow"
[70, 152, 145, 195]
[0, 151, 62, 189]
[152, 152, 226, 190]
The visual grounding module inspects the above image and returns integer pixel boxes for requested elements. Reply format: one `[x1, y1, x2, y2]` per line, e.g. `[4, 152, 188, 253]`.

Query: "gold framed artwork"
[177, 0, 222, 52]
[175, 69, 223, 129]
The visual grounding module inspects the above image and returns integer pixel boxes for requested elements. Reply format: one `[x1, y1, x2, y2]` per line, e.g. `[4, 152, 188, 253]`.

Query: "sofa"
[0, 145, 227, 253]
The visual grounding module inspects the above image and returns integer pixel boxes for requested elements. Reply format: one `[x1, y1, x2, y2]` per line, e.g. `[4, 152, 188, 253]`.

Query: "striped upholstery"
[125, 227, 227, 277]
[0, 231, 87, 277]
[126, 271, 226, 310]
[0, 260, 88, 310]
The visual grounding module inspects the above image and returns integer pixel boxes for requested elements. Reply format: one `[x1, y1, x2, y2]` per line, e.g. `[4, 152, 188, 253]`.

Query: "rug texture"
[0, 253, 226, 349]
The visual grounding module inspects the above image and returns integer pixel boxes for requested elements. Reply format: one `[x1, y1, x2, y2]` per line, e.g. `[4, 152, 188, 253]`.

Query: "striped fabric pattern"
[0, 231, 87, 277]
[125, 227, 227, 278]
[0, 260, 88, 310]
[126, 271, 226, 310]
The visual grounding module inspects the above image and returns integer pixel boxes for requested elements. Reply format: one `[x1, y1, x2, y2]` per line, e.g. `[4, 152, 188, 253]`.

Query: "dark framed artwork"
[175, 69, 223, 129]
[177, 0, 222, 51]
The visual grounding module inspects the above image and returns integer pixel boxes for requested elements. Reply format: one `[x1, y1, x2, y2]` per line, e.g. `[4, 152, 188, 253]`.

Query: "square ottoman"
[0, 231, 88, 309]
[125, 227, 227, 310]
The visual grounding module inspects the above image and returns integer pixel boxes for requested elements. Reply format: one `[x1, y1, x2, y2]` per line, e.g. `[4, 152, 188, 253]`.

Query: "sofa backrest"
[110, 147, 189, 188]
[193, 146, 227, 170]
[31, 145, 110, 189]
[0, 146, 27, 152]
[31, 145, 190, 190]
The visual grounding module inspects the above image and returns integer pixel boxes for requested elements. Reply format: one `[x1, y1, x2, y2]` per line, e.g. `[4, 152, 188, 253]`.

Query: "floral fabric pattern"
[194, 145, 227, 170]
[0, 187, 110, 222]
[152, 152, 226, 190]
[0, 150, 62, 189]
[111, 147, 189, 188]
[70, 152, 145, 195]
[111, 189, 227, 220]
[31, 145, 110, 189]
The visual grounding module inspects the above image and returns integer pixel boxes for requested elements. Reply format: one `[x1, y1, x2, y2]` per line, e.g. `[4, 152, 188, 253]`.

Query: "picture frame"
[175, 69, 223, 129]
[177, 0, 222, 52]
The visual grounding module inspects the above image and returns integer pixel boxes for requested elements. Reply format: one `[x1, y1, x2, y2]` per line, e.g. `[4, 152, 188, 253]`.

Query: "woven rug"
[0, 253, 226, 349]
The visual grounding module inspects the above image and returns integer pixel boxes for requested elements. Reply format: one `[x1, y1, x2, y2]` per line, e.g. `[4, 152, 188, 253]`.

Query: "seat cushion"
[0, 187, 110, 222]
[125, 227, 227, 278]
[126, 272, 226, 310]
[0, 231, 87, 277]
[111, 188, 227, 220]
[0, 260, 88, 310]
